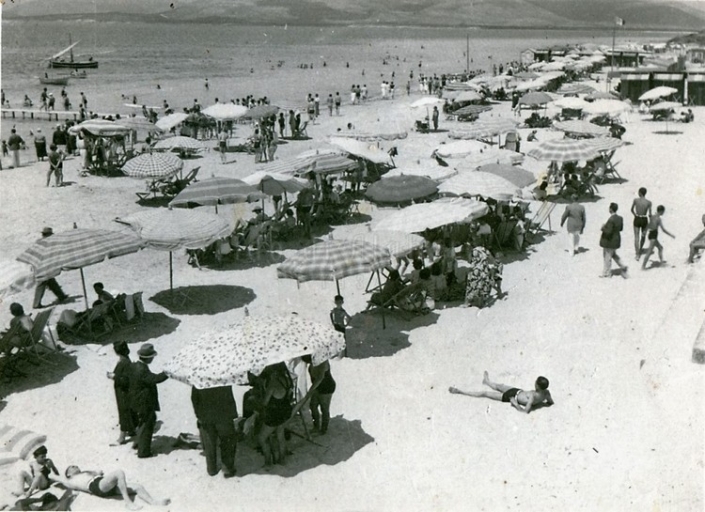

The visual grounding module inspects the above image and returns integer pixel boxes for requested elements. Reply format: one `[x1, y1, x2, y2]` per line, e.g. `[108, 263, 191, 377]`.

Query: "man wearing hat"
[33, 227, 70, 309]
[129, 343, 168, 458]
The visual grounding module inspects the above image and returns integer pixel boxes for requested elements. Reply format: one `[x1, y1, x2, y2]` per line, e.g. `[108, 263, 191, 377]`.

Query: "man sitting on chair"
[368, 269, 405, 307]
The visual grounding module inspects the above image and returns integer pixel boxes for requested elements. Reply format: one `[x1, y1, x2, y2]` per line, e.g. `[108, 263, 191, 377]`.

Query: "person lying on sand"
[50, 465, 170, 510]
[449, 372, 553, 414]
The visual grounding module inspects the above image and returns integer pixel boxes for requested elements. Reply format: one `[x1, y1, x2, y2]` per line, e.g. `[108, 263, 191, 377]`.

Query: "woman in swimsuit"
[257, 363, 294, 466]
[302, 355, 336, 435]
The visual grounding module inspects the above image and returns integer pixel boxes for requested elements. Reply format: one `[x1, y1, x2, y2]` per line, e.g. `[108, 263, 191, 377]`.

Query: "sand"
[0, 83, 703, 512]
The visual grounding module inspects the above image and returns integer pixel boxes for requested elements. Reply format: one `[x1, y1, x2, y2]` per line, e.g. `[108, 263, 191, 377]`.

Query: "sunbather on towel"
[449, 372, 554, 414]
[50, 465, 170, 510]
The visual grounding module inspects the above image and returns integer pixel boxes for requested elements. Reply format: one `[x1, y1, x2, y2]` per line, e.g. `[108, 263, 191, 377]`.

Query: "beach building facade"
[616, 68, 705, 105]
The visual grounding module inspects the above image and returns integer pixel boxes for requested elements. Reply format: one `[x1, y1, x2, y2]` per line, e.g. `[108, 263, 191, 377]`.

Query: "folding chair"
[600, 150, 622, 182]
[494, 220, 518, 250]
[526, 202, 557, 240]
[0, 324, 27, 381]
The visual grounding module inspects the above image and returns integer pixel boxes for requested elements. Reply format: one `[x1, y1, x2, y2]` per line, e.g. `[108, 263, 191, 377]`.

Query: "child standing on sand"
[330, 295, 351, 356]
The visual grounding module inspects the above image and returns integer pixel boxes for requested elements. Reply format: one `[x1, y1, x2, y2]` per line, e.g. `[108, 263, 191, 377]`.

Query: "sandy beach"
[0, 72, 703, 512]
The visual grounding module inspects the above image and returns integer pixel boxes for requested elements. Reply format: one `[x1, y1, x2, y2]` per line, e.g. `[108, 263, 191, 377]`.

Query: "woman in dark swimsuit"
[107, 341, 137, 445]
[257, 363, 293, 466]
[302, 355, 336, 434]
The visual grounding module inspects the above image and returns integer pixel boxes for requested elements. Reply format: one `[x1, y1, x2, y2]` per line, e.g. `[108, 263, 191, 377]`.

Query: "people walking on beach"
[48, 93, 56, 111]
[218, 129, 228, 163]
[14, 445, 59, 498]
[80, 91, 88, 109]
[314, 93, 320, 118]
[334, 92, 341, 115]
[107, 341, 138, 446]
[33, 228, 69, 308]
[278, 112, 286, 137]
[432, 106, 439, 131]
[8, 129, 24, 169]
[641, 205, 675, 270]
[600, 202, 628, 278]
[327, 94, 334, 116]
[129, 343, 168, 459]
[47, 144, 64, 187]
[449, 372, 553, 414]
[191, 385, 238, 477]
[33, 129, 47, 162]
[560, 194, 586, 256]
[302, 354, 336, 435]
[631, 187, 652, 260]
[51, 465, 170, 510]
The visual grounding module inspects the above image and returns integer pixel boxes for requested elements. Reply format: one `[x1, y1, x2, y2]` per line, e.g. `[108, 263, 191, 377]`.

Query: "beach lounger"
[365, 283, 430, 318]
[493, 219, 518, 250]
[526, 201, 557, 241]
[0, 324, 27, 382]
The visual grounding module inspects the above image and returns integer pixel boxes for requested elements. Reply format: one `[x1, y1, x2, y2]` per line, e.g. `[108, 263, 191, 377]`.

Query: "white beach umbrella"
[438, 171, 520, 201]
[410, 97, 444, 108]
[434, 140, 489, 158]
[329, 137, 393, 165]
[638, 86, 678, 102]
[339, 231, 425, 259]
[454, 90, 483, 103]
[582, 99, 632, 116]
[155, 112, 189, 131]
[201, 103, 248, 121]
[373, 199, 488, 233]
[648, 101, 681, 112]
[551, 97, 590, 110]
[456, 148, 524, 170]
[385, 166, 458, 182]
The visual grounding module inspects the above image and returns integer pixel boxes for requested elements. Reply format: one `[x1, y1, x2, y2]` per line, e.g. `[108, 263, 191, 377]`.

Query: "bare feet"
[482, 371, 490, 386]
[126, 501, 143, 510]
[155, 498, 171, 506]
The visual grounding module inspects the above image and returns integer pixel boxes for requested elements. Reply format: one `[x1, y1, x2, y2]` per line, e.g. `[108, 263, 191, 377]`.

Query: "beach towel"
[0, 425, 47, 466]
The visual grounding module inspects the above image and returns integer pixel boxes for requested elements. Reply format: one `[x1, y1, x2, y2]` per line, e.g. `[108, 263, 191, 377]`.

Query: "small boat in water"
[39, 75, 69, 86]
[68, 70, 88, 79]
[47, 35, 99, 69]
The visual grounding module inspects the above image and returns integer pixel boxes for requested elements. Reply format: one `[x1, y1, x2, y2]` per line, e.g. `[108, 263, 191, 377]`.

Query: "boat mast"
[69, 34, 74, 63]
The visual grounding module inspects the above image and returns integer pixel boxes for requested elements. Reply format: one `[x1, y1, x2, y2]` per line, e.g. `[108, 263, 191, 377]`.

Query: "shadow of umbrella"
[1, 352, 79, 399]
[150, 284, 256, 316]
[59, 312, 181, 345]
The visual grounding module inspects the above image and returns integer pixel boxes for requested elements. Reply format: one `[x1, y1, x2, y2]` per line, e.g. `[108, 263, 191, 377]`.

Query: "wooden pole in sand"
[169, 251, 174, 291]
[79, 268, 89, 309]
[466, 33, 470, 74]
[376, 269, 386, 329]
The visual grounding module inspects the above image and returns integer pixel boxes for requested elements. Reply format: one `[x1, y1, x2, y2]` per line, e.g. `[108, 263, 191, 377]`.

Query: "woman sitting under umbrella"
[464, 247, 504, 308]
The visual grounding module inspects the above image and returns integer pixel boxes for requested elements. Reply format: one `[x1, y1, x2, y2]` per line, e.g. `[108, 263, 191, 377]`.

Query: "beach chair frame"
[526, 201, 557, 239]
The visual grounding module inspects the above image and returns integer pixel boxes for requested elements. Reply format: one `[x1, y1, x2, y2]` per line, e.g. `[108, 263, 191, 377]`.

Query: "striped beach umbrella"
[277, 239, 391, 293]
[201, 103, 248, 121]
[165, 315, 345, 388]
[438, 172, 520, 201]
[262, 154, 357, 177]
[17, 229, 144, 307]
[122, 152, 183, 179]
[116, 209, 231, 290]
[448, 118, 519, 140]
[553, 120, 610, 137]
[518, 91, 554, 107]
[373, 199, 489, 234]
[169, 177, 265, 209]
[242, 172, 310, 195]
[452, 104, 493, 117]
[527, 137, 623, 162]
[365, 175, 438, 205]
[456, 148, 524, 170]
[340, 231, 425, 259]
[476, 163, 536, 188]
[557, 83, 597, 95]
[384, 165, 458, 182]
[241, 105, 280, 121]
[154, 136, 205, 151]
[0, 260, 36, 300]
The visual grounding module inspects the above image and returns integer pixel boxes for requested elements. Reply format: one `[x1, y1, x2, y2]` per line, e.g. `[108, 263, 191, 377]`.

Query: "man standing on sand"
[432, 106, 439, 131]
[642, 205, 675, 270]
[631, 187, 652, 260]
[50, 465, 170, 510]
[33, 227, 70, 308]
[327, 94, 334, 116]
[129, 344, 168, 459]
[560, 194, 586, 256]
[218, 129, 228, 164]
[47, 144, 64, 187]
[334, 92, 341, 115]
[8, 129, 23, 169]
[449, 372, 553, 414]
[191, 386, 238, 478]
[600, 202, 628, 278]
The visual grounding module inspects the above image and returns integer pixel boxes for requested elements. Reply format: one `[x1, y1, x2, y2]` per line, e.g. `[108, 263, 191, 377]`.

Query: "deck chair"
[494, 219, 518, 250]
[136, 177, 173, 201]
[168, 166, 200, 196]
[365, 283, 429, 317]
[59, 303, 113, 342]
[0, 324, 27, 381]
[600, 150, 621, 182]
[526, 201, 557, 240]
[24, 308, 58, 362]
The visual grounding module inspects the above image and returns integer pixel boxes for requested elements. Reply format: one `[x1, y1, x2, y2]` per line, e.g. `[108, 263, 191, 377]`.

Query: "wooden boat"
[39, 76, 69, 86]
[48, 35, 99, 69]
[68, 70, 88, 79]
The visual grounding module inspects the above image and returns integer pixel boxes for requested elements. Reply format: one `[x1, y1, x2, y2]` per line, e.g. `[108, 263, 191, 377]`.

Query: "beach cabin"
[686, 72, 705, 105]
[603, 50, 648, 68]
[686, 48, 705, 64]
[652, 72, 686, 99]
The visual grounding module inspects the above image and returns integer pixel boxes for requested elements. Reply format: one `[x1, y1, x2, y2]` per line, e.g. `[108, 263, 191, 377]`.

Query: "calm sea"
[0, 19, 672, 135]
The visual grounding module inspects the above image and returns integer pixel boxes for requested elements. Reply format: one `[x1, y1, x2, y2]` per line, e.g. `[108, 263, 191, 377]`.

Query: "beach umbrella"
[384, 166, 458, 182]
[648, 101, 681, 112]
[444, 82, 477, 91]
[553, 120, 610, 137]
[329, 137, 393, 165]
[169, 177, 265, 211]
[154, 136, 205, 152]
[201, 103, 248, 121]
[541, 61, 565, 71]
[551, 97, 590, 110]
[0, 260, 36, 300]
[242, 104, 280, 121]
[514, 71, 540, 80]
[518, 91, 554, 107]
[557, 83, 596, 96]
[277, 239, 392, 294]
[68, 119, 130, 137]
[527, 137, 623, 163]
[242, 171, 309, 195]
[119, 116, 162, 134]
[410, 97, 445, 108]
[434, 140, 489, 158]
[585, 91, 617, 101]
[582, 99, 632, 116]
[263, 154, 358, 177]
[17, 229, 144, 308]
[514, 79, 546, 92]
[373, 199, 489, 233]
[448, 118, 519, 140]
[476, 163, 536, 188]
[438, 172, 520, 201]
[121, 152, 183, 179]
[345, 131, 408, 142]
[115, 209, 231, 291]
[365, 175, 438, 205]
[340, 231, 425, 259]
[454, 90, 483, 103]
[451, 104, 493, 117]
[164, 314, 345, 388]
[456, 148, 524, 170]
[638, 86, 678, 102]
[155, 112, 189, 132]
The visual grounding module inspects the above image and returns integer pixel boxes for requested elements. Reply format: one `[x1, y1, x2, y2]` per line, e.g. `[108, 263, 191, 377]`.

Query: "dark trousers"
[135, 410, 157, 458]
[199, 421, 237, 475]
[33, 278, 67, 308]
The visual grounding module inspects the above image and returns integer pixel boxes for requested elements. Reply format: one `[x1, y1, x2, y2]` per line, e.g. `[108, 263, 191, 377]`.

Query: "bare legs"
[634, 225, 646, 259]
[641, 239, 663, 269]
[258, 425, 287, 466]
[99, 470, 170, 510]
[448, 371, 511, 401]
[310, 392, 333, 434]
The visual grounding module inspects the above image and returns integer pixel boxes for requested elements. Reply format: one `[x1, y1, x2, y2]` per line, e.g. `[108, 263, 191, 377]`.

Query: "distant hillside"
[4, 0, 705, 29]
[669, 30, 705, 45]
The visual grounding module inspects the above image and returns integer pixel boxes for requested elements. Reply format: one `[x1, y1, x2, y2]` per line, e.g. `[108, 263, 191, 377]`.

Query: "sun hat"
[138, 343, 158, 359]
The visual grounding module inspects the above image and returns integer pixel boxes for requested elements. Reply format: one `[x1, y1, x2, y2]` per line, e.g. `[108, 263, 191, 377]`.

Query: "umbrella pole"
[376, 269, 386, 329]
[169, 251, 174, 292]
[79, 268, 89, 310]
[215, 204, 219, 214]
[335, 279, 341, 296]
